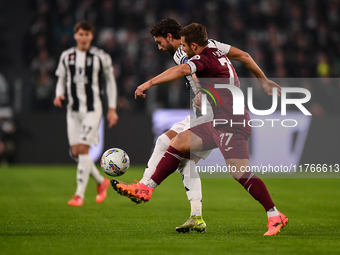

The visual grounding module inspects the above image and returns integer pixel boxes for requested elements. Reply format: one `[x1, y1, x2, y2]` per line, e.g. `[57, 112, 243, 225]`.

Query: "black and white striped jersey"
[55, 46, 117, 113]
[173, 39, 231, 94]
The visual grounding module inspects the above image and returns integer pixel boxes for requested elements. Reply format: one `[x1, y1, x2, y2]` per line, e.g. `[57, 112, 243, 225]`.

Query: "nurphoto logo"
[200, 81, 311, 128]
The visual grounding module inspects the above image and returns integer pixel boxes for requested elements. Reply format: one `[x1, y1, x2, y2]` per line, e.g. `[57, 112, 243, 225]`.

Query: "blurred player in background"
[54, 21, 118, 206]
[112, 18, 233, 233]
[118, 23, 288, 236]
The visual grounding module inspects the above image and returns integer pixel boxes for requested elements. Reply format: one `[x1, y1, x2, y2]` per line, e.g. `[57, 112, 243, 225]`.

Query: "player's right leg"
[67, 144, 91, 206]
[140, 118, 207, 230]
[112, 129, 177, 204]
[124, 130, 203, 202]
[140, 129, 177, 183]
[66, 112, 86, 206]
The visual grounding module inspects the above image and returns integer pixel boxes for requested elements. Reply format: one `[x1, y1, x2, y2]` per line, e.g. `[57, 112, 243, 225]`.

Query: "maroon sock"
[237, 172, 275, 211]
[151, 146, 183, 185]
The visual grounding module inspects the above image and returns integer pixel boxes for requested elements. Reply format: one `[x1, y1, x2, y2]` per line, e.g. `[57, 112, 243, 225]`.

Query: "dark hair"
[150, 18, 182, 39]
[180, 23, 208, 47]
[73, 21, 94, 33]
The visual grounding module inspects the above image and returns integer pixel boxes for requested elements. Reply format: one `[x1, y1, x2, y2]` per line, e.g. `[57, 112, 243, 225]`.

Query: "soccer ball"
[100, 148, 130, 177]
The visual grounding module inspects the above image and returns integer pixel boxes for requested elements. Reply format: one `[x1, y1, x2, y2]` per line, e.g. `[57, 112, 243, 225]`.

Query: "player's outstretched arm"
[227, 46, 281, 96]
[135, 64, 191, 99]
[192, 74, 203, 110]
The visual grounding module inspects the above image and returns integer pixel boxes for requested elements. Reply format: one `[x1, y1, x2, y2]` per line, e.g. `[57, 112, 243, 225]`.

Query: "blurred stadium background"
[0, 0, 339, 165]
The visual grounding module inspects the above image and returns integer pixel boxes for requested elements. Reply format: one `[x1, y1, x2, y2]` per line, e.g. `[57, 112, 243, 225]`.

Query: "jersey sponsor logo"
[73, 75, 88, 84]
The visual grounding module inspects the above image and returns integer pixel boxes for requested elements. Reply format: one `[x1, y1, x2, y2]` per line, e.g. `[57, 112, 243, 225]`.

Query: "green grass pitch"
[0, 165, 340, 255]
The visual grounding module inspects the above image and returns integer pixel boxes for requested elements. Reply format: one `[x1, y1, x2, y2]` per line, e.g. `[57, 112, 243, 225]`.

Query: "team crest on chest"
[69, 54, 75, 65]
[190, 55, 201, 60]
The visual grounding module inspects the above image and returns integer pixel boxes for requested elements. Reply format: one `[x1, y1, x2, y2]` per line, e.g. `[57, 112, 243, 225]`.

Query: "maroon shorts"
[190, 121, 250, 159]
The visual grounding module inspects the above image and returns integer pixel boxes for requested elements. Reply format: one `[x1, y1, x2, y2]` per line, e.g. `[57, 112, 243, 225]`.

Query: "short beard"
[165, 42, 176, 56]
[186, 49, 194, 59]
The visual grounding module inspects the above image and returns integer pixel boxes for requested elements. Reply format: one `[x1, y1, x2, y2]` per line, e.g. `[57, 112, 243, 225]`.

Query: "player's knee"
[71, 148, 79, 159]
[225, 158, 248, 180]
[78, 144, 90, 155]
[170, 133, 189, 152]
[155, 133, 171, 151]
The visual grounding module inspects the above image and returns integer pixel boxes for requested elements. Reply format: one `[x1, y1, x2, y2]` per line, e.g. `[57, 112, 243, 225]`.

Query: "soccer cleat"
[134, 182, 154, 202]
[96, 178, 110, 203]
[110, 179, 142, 204]
[176, 216, 207, 233]
[279, 211, 289, 226]
[263, 215, 284, 236]
[68, 195, 83, 206]
[115, 180, 154, 202]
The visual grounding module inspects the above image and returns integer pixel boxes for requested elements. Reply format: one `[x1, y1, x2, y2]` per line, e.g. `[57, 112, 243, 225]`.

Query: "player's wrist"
[196, 89, 203, 95]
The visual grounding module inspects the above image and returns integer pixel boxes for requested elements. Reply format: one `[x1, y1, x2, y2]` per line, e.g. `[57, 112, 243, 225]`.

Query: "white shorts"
[67, 110, 102, 146]
[170, 113, 213, 160]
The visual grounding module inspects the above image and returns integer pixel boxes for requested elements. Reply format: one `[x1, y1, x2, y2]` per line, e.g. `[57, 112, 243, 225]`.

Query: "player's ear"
[167, 33, 173, 41]
[191, 43, 197, 50]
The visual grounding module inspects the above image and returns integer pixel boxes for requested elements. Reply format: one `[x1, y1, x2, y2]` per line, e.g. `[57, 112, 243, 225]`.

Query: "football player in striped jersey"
[54, 21, 118, 206]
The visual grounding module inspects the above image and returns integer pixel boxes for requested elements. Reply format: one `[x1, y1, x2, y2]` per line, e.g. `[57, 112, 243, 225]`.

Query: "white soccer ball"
[100, 148, 130, 177]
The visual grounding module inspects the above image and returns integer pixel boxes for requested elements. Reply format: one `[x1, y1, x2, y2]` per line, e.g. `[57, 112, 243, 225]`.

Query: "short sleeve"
[55, 52, 67, 77]
[208, 39, 231, 55]
[187, 55, 206, 74]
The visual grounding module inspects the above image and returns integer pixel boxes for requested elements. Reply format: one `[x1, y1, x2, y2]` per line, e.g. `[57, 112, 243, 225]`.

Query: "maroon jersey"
[186, 47, 250, 135]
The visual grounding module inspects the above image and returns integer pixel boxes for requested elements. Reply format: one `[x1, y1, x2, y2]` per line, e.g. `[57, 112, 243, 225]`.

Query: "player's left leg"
[218, 128, 288, 236]
[176, 155, 206, 233]
[91, 165, 109, 204]
[82, 111, 110, 203]
[226, 158, 288, 236]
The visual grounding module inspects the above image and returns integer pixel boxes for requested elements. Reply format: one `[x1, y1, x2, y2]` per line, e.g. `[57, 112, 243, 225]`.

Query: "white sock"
[267, 206, 279, 218]
[144, 178, 158, 189]
[178, 159, 202, 216]
[90, 164, 105, 184]
[190, 201, 202, 217]
[139, 176, 150, 184]
[140, 133, 171, 183]
[75, 154, 92, 199]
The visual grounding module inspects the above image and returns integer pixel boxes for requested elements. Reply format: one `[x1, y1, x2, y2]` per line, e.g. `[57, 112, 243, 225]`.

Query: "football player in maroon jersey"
[118, 23, 288, 236]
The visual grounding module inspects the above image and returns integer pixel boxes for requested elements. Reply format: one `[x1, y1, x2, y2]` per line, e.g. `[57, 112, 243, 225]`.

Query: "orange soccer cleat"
[263, 211, 288, 236]
[279, 211, 289, 226]
[115, 180, 154, 202]
[96, 178, 110, 203]
[68, 195, 84, 206]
